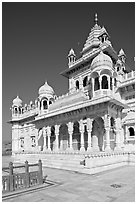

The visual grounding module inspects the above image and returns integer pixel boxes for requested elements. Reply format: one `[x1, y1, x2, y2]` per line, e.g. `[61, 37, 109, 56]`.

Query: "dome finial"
[95, 13, 98, 25]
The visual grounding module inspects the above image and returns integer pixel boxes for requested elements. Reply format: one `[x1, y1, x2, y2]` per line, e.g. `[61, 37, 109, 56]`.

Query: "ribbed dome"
[91, 51, 112, 69]
[39, 81, 54, 96]
[13, 96, 22, 106]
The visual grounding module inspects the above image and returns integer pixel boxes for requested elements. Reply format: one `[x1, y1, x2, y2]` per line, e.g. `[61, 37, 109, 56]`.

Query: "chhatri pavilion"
[9, 14, 135, 169]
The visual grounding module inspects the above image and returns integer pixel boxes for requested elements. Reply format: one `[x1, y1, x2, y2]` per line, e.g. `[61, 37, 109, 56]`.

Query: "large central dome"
[38, 81, 54, 97]
[91, 51, 112, 69]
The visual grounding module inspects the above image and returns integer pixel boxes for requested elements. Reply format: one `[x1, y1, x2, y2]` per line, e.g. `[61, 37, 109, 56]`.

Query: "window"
[102, 76, 108, 89]
[14, 107, 18, 114]
[129, 127, 135, 136]
[83, 76, 88, 87]
[49, 101, 52, 105]
[94, 77, 100, 91]
[110, 77, 112, 90]
[43, 100, 48, 110]
[76, 80, 79, 90]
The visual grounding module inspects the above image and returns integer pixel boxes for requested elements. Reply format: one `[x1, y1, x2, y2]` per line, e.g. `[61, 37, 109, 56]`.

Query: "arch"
[43, 100, 48, 110]
[50, 126, 55, 150]
[91, 71, 99, 79]
[59, 124, 69, 150]
[110, 117, 115, 128]
[94, 77, 100, 91]
[129, 127, 135, 136]
[83, 76, 88, 87]
[92, 117, 104, 151]
[100, 69, 112, 77]
[102, 75, 108, 89]
[76, 80, 79, 90]
[110, 77, 112, 90]
[73, 121, 80, 150]
[14, 107, 18, 114]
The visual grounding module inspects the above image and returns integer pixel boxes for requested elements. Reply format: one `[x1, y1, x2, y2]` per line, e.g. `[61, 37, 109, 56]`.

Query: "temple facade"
[9, 14, 135, 156]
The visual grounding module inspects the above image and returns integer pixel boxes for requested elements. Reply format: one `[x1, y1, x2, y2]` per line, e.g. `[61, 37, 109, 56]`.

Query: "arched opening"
[92, 117, 104, 151]
[102, 76, 108, 89]
[114, 78, 117, 87]
[84, 125, 88, 151]
[14, 107, 18, 114]
[59, 124, 69, 150]
[129, 127, 135, 136]
[110, 117, 115, 150]
[73, 121, 80, 150]
[110, 77, 112, 90]
[94, 77, 100, 91]
[19, 107, 21, 114]
[76, 80, 79, 90]
[83, 76, 88, 87]
[43, 100, 48, 110]
[49, 101, 52, 105]
[50, 126, 55, 151]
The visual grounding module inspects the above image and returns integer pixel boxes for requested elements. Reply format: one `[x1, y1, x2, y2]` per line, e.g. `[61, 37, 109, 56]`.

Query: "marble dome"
[39, 81, 54, 96]
[91, 51, 112, 69]
[13, 96, 22, 106]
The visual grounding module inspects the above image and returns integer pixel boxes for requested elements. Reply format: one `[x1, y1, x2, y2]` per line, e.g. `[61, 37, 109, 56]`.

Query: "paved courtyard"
[3, 165, 135, 202]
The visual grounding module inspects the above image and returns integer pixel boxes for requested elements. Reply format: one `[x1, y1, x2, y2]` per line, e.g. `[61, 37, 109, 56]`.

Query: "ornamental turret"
[38, 81, 55, 112]
[118, 48, 126, 63]
[12, 95, 22, 116]
[68, 48, 76, 67]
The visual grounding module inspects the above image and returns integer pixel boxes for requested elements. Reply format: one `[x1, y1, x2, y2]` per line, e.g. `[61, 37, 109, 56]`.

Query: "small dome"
[91, 51, 112, 69]
[39, 81, 54, 96]
[13, 96, 22, 106]
[68, 48, 76, 57]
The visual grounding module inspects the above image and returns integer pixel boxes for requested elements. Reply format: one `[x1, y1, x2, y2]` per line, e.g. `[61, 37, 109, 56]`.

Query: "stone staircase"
[13, 152, 86, 172]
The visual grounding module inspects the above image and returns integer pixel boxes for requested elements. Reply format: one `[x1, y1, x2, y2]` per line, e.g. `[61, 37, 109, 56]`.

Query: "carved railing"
[2, 160, 43, 194]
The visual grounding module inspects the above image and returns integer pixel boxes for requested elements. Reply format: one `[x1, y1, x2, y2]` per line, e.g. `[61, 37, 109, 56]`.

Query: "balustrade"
[2, 160, 43, 194]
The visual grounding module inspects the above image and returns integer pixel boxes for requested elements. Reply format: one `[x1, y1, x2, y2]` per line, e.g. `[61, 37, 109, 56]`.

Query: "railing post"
[9, 162, 14, 191]
[25, 160, 29, 187]
[38, 160, 43, 184]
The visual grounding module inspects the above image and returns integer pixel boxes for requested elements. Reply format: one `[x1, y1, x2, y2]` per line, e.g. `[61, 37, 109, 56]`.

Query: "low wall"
[83, 151, 135, 174]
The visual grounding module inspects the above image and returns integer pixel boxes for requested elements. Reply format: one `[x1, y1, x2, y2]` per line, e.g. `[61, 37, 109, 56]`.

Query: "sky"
[2, 2, 135, 143]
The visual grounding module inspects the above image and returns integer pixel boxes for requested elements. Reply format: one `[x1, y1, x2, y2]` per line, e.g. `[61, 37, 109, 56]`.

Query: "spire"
[95, 13, 98, 25]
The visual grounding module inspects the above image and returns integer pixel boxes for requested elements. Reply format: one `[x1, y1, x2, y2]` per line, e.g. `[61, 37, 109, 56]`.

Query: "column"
[35, 129, 39, 151]
[79, 119, 85, 152]
[43, 127, 47, 151]
[47, 126, 51, 151]
[99, 76, 102, 95]
[87, 118, 93, 152]
[67, 122, 74, 151]
[112, 77, 115, 93]
[92, 78, 95, 97]
[114, 116, 122, 151]
[55, 124, 60, 151]
[104, 114, 111, 152]
[108, 76, 110, 90]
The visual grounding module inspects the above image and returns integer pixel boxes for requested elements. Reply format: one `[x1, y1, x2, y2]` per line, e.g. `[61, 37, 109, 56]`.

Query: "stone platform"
[12, 151, 135, 174]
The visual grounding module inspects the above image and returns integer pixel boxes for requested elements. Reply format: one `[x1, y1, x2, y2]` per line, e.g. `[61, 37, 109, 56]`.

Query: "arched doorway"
[73, 121, 80, 150]
[59, 124, 69, 150]
[92, 117, 104, 151]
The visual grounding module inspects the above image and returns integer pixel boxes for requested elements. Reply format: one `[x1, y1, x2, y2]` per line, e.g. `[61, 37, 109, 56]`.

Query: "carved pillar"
[35, 129, 39, 150]
[87, 118, 93, 152]
[55, 124, 60, 151]
[47, 126, 51, 151]
[43, 127, 47, 151]
[79, 76, 83, 91]
[108, 76, 110, 90]
[92, 78, 95, 97]
[114, 115, 122, 151]
[99, 76, 102, 90]
[112, 77, 115, 93]
[104, 114, 111, 152]
[67, 122, 74, 151]
[79, 119, 85, 152]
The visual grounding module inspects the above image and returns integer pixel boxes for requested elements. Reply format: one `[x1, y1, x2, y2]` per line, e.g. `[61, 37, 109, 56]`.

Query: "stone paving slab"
[3, 165, 135, 202]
